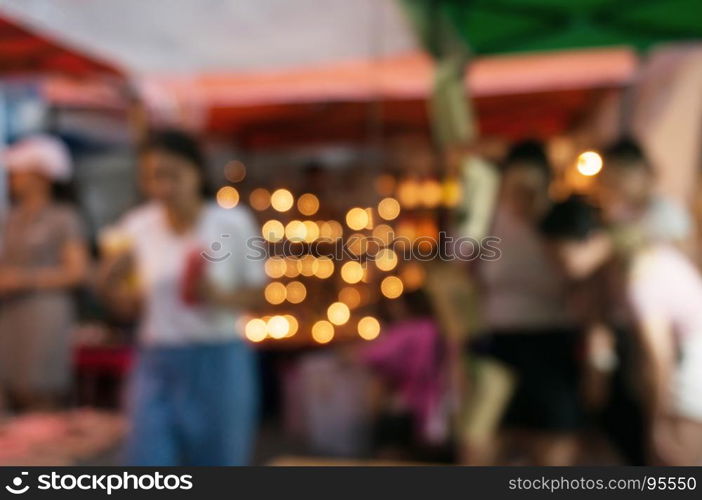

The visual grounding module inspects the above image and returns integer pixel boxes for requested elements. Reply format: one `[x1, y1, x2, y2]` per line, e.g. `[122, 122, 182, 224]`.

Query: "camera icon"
[5, 472, 29, 495]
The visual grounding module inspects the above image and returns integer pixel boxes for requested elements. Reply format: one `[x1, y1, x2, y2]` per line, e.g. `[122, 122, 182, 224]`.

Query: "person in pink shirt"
[357, 290, 446, 456]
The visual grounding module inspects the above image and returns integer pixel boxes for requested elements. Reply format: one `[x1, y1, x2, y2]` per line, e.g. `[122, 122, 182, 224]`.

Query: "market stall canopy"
[142, 47, 635, 107]
[0, 0, 642, 141]
[0, 15, 119, 76]
[403, 0, 702, 56]
[0, 0, 416, 75]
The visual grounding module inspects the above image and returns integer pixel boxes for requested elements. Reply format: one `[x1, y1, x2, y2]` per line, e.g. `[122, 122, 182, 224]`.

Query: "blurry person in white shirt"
[99, 129, 265, 465]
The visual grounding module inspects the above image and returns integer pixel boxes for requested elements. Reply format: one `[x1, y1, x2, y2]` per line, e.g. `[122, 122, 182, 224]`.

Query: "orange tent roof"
[143, 46, 636, 108]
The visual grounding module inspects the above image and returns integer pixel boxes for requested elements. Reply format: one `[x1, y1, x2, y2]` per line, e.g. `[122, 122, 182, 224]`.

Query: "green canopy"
[403, 0, 702, 56]
[400, 0, 702, 147]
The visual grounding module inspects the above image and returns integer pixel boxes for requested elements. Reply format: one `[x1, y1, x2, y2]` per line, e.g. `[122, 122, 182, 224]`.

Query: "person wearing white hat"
[0, 134, 89, 410]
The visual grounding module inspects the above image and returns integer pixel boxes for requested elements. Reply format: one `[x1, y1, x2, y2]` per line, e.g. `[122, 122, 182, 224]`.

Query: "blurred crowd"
[1, 128, 701, 466]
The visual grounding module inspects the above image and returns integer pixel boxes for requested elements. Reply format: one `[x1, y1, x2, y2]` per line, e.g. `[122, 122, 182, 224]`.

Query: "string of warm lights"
[215, 162, 461, 346]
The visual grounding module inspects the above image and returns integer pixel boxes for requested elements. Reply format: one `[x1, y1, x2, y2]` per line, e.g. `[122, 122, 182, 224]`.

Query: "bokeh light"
[311, 320, 335, 344]
[328, 220, 343, 239]
[442, 178, 462, 207]
[347, 233, 369, 256]
[421, 179, 442, 208]
[372, 224, 394, 246]
[577, 151, 603, 176]
[400, 262, 426, 291]
[271, 189, 294, 212]
[264, 257, 286, 279]
[338, 287, 361, 309]
[303, 220, 320, 242]
[285, 258, 300, 278]
[216, 186, 239, 209]
[314, 257, 335, 279]
[267, 315, 289, 339]
[224, 160, 246, 183]
[285, 220, 307, 242]
[318, 221, 333, 239]
[361, 262, 372, 283]
[264, 281, 286, 305]
[380, 276, 403, 299]
[245, 318, 267, 342]
[318, 220, 343, 240]
[377, 197, 401, 221]
[283, 314, 299, 337]
[357, 316, 380, 341]
[262, 220, 285, 242]
[364, 207, 374, 230]
[249, 188, 271, 211]
[341, 261, 364, 284]
[285, 281, 307, 304]
[346, 207, 369, 231]
[299, 255, 319, 277]
[397, 179, 420, 208]
[375, 248, 398, 272]
[297, 193, 320, 216]
[327, 302, 350, 325]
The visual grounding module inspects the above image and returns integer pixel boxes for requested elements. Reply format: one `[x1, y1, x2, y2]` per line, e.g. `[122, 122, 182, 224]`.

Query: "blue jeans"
[124, 340, 259, 465]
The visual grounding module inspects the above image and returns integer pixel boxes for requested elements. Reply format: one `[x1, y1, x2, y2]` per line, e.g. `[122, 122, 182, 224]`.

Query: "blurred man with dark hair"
[598, 138, 692, 248]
